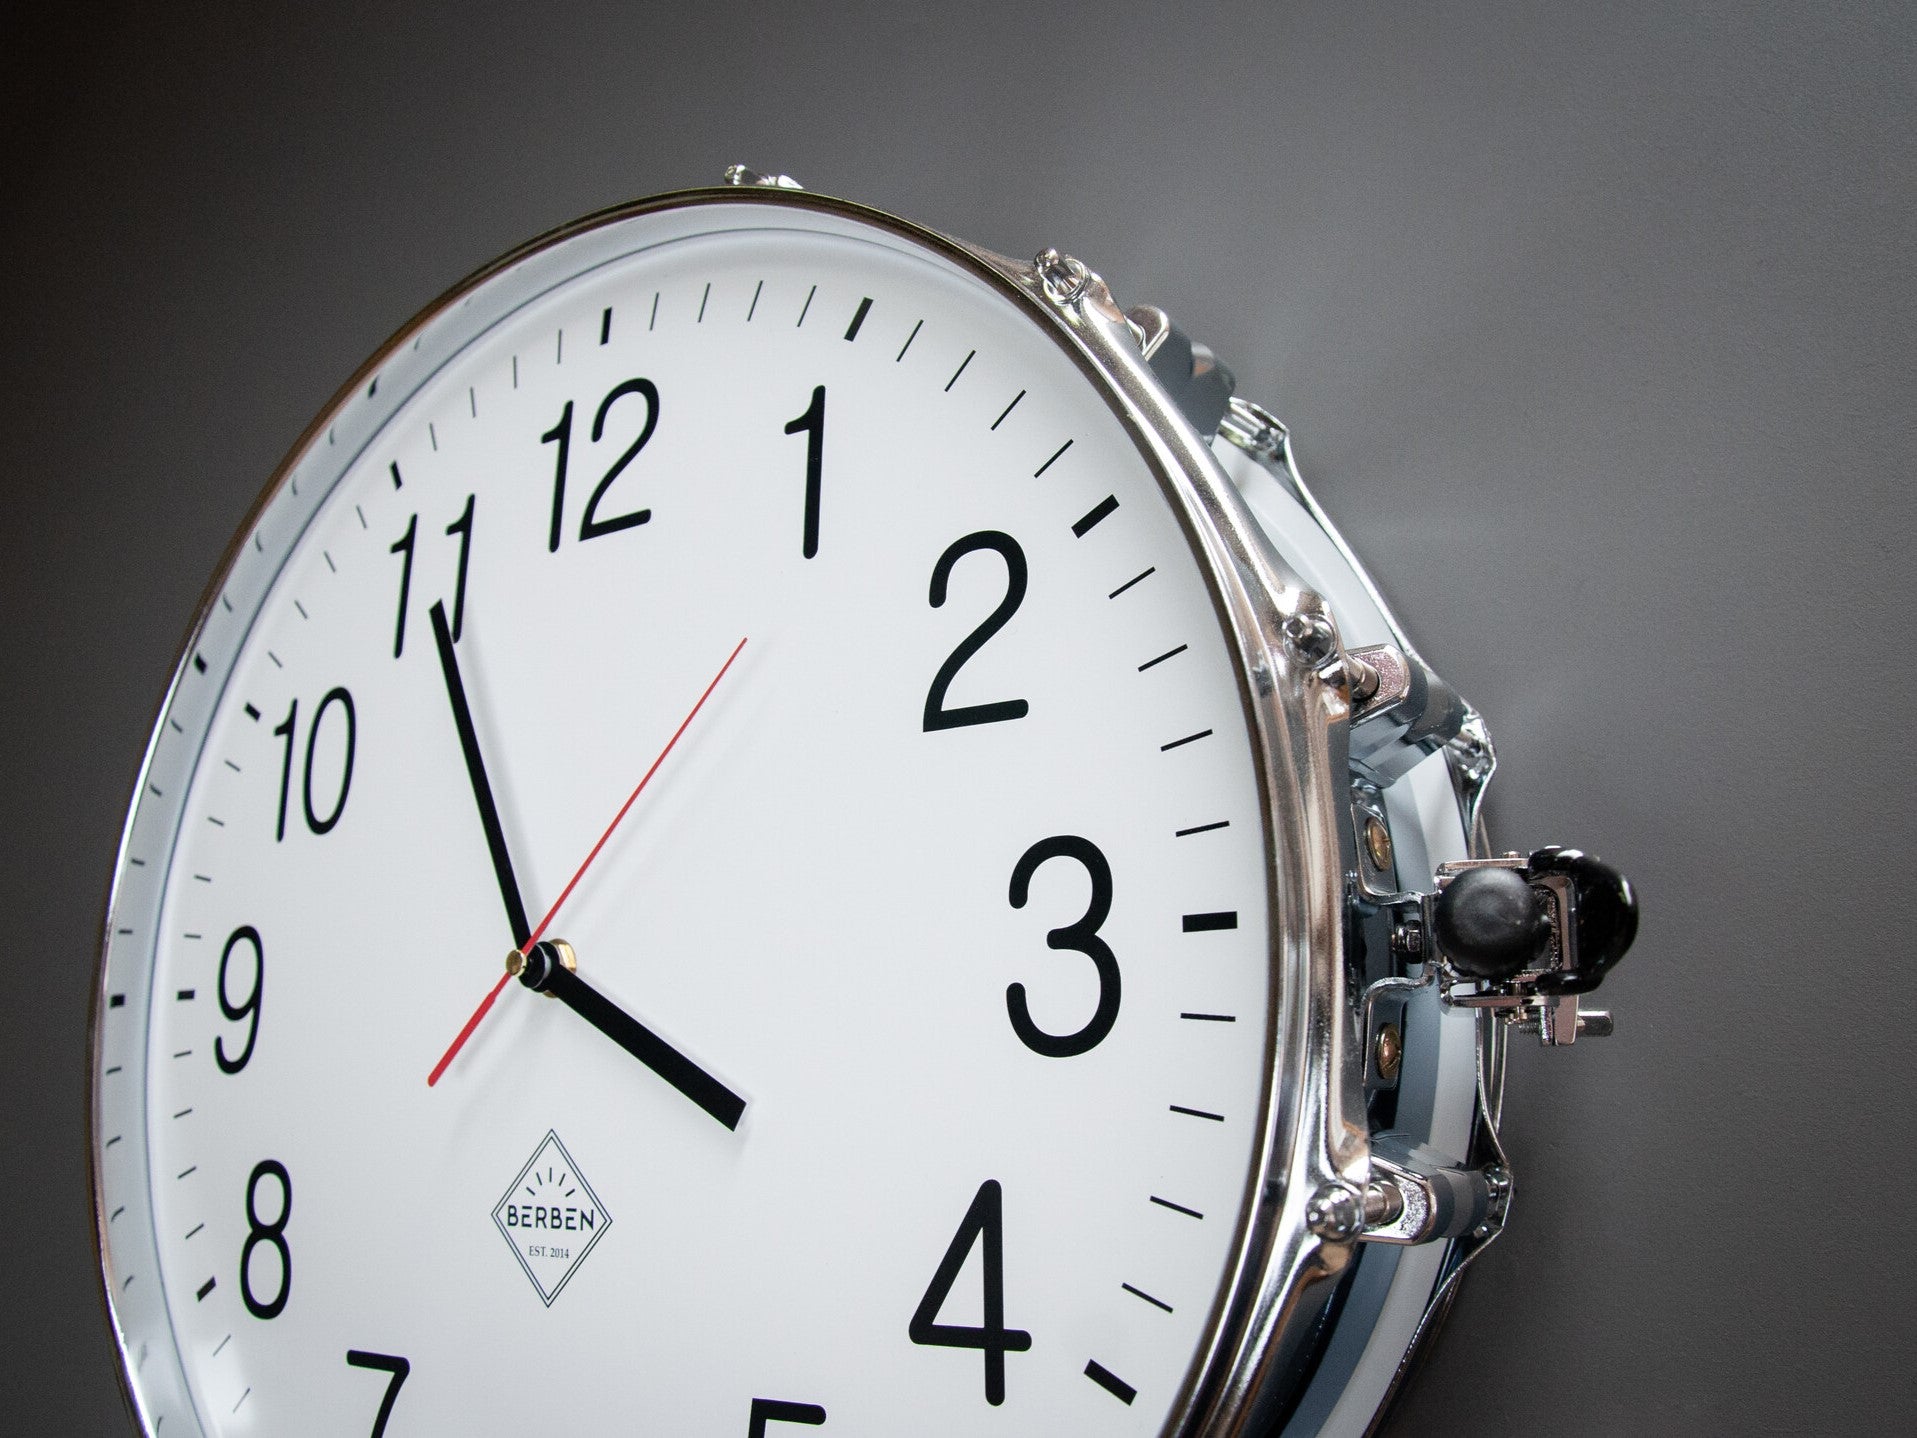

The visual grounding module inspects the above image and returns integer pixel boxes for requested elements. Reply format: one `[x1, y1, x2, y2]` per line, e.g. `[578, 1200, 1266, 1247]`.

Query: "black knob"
[1529, 848, 1638, 995]
[1432, 867, 1550, 980]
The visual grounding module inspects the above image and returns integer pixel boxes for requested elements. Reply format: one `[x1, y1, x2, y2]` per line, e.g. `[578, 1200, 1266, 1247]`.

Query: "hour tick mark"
[991, 389, 1025, 430]
[109, 994, 125, 1009]
[844, 296, 872, 340]
[1142, 1196, 1203, 1219]
[1170, 1104, 1225, 1122]
[244, 703, 261, 721]
[1085, 1360, 1136, 1405]
[698, 282, 711, 322]
[196, 1277, 216, 1301]
[897, 318, 923, 361]
[796, 284, 816, 327]
[1161, 729, 1213, 752]
[1122, 1282, 1173, 1314]
[390, 461, 403, 490]
[1176, 819, 1228, 837]
[1139, 643, 1187, 672]
[1072, 495, 1119, 537]
[1034, 439, 1073, 476]
[1183, 911, 1238, 932]
[600, 306, 613, 344]
[747, 279, 763, 321]
[368, 375, 379, 398]
[945, 349, 974, 391]
[177, 989, 196, 1001]
[192, 654, 207, 674]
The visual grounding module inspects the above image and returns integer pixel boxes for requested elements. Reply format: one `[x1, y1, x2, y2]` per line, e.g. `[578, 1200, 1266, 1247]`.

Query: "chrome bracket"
[1358, 1134, 1511, 1246]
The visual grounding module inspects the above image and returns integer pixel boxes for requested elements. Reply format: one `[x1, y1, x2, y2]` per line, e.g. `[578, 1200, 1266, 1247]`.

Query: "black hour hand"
[516, 941, 746, 1131]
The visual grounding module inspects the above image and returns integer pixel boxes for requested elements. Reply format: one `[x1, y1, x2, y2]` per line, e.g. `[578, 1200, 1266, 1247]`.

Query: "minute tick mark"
[796, 284, 816, 327]
[698, 283, 711, 322]
[1034, 438, 1073, 476]
[1183, 911, 1238, 932]
[1085, 1360, 1136, 1406]
[1072, 494, 1118, 537]
[1139, 643, 1187, 672]
[1149, 1195, 1203, 1219]
[1181, 1012, 1237, 1022]
[1170, 1104, 1225, 1122]
[1122, 1282, 1173, 1314]
[897, 318, 923, 360]
[747, 280, 763, 322]
[650, 292, 660, 330]
[1161, 728, 1213, 752]
[1176, 819, 1228, 836]
[945, 349, 974, 391]
[1109, 565, 1154, 598]
[991, 389, 1025, 430]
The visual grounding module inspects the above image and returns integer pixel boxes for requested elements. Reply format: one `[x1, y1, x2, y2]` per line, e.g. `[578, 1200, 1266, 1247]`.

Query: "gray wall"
[4, 2, 1910, 1431]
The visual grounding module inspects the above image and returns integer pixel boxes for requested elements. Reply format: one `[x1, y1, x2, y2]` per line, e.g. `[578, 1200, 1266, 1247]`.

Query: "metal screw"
[1364, 816, 1394, 873]
[1374, 1023, 1403, 1083]
[1281, 611, 1337, 664]
[1305, 1183, 1363, 1241]
[1034, 248, 1092, 305]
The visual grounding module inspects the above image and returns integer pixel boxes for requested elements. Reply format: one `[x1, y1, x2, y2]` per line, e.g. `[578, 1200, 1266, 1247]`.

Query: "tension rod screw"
[1305, 1182, 1363, 1241]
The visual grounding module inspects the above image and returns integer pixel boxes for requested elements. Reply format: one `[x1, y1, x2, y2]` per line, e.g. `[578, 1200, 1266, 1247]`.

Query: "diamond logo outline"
[491, 1130, 613, 1307]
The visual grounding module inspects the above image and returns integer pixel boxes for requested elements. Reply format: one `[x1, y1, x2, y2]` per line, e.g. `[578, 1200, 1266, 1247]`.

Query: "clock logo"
[491, 1131, 613, 1306]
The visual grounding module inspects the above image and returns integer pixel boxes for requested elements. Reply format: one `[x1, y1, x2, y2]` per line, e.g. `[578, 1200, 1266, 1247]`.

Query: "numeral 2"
[543, 379, 658, 551]
[923, 531, 1029, 731]
[908, 1179, 1032, 1405]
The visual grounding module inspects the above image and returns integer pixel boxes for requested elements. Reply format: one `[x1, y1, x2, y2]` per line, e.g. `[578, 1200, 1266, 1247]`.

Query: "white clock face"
[94, 199, 1279, 1436]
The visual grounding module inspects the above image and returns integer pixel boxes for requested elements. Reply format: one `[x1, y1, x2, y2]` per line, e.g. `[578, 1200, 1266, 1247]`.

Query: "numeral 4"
[908, 1179, 1032, 1405]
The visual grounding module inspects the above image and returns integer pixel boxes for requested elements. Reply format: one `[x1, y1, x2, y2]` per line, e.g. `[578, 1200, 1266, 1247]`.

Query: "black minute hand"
[517, 942, 747, 1130]
[431, 600, 531, 948]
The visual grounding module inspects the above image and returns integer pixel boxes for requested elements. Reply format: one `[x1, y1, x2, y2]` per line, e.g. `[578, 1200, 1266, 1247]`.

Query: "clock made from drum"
[93, 195, 1302, 1435]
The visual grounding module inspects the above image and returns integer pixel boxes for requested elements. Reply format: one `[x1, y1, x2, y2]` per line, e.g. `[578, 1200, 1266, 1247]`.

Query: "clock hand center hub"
[509, 939, 578, 995]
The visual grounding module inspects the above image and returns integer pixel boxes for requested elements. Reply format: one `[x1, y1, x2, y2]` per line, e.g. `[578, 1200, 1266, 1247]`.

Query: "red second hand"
[426, 635, 750, 1087]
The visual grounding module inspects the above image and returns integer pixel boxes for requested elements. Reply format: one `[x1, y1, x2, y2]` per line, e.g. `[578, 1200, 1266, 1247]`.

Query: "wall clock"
[91, 169, 1634, 1435]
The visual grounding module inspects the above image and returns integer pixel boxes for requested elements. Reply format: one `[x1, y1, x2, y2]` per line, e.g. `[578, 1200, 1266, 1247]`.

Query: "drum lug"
[1354, 1134, 1512, 1246]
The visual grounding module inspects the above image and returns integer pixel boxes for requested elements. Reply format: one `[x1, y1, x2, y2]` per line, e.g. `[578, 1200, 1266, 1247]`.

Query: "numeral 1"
[782, 384, 826, 558]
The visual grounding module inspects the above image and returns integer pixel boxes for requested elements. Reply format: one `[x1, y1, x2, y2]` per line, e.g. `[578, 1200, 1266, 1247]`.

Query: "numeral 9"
[215, 925, 264, 1074]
